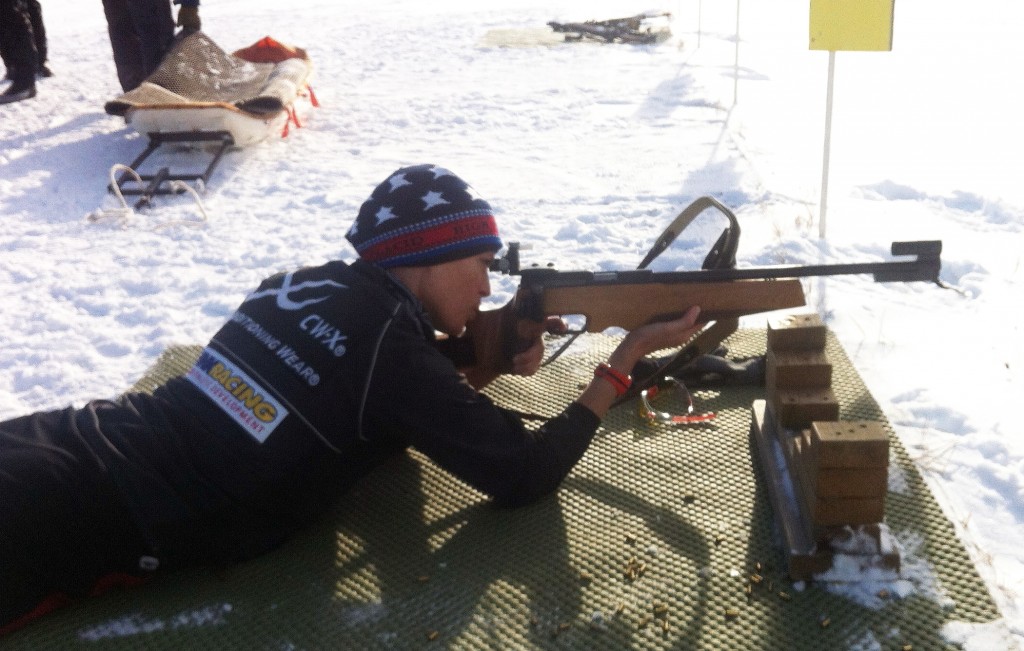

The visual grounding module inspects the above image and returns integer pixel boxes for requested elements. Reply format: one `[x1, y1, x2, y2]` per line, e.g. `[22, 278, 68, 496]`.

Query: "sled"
[547, 11, 673, 45]
[103, 32, 316, 208]
[481, 11, 672, 49]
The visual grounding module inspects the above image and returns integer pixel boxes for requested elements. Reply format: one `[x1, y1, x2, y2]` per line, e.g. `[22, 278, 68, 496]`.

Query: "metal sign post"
[809, 0, 895, 239]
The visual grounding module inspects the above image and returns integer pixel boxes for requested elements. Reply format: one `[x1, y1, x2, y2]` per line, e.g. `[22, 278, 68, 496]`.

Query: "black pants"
[101, 0, 175, 92]
[0, 409, 153, 632]
[0, 0, 36, 84]
[25, 0, 46, 65]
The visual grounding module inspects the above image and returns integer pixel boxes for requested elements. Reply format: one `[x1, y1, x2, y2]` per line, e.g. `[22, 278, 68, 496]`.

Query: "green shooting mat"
[3, 329, 1001, 650]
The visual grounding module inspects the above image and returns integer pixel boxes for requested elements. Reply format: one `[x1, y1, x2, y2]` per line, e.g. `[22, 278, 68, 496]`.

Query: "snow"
[2, 0, 1023, 647]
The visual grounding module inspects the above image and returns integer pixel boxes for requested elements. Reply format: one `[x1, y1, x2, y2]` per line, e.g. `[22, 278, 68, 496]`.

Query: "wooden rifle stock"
[533, 278, 805, 331]
[463, 277, 805, 373]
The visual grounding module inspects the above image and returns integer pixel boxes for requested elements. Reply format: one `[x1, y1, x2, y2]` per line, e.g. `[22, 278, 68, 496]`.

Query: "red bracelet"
[595, 363, 632, 396]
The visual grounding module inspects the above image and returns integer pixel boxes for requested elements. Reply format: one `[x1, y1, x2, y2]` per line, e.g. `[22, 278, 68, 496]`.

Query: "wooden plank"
[749, 400, 817, 556]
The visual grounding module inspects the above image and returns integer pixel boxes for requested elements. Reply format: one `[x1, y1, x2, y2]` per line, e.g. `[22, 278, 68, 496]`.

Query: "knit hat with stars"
[346, 164, 503, 268]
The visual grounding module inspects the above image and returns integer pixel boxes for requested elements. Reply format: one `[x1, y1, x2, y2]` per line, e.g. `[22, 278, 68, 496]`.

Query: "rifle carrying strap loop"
[639, 378, 716, 425]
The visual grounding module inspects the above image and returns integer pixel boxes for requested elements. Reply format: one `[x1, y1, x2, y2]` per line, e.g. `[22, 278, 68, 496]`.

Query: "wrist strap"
[595, 363, 632, 396]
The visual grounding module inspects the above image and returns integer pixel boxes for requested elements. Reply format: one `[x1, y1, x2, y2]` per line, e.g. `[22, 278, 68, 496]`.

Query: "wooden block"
[766, 348, 833, 391]
[769, 388, 840, 429]
[807, 465, 888, 498]
[766, 313, 827, 351]
[798, 471, 885, 526]
[811, 420, 889, 468]
[811, 498, 885, 527]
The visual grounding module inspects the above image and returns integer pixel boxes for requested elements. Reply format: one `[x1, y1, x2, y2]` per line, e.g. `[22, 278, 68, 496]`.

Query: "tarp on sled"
[104, 32, 313, 147]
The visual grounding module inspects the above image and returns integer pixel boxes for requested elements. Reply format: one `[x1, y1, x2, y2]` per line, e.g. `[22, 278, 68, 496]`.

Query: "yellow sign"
[809, 0, 894, 51]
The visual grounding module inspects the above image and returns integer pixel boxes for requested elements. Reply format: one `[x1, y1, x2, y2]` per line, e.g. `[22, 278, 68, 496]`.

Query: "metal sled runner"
[109, 131, 233, 210]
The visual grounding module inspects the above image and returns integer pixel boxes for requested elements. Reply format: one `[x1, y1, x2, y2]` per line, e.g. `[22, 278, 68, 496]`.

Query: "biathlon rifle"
[467, 196, 943, 401]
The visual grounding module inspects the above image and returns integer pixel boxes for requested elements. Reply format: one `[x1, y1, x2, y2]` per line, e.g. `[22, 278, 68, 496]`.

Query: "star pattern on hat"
[429, 166, 456, 180]
[386, 173, 411, 193]
[375, 205, 398, 224]
[421, 190, 450, 211]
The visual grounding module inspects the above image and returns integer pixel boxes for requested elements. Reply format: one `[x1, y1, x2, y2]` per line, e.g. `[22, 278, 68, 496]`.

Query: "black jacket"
[84, 260, 599, 563]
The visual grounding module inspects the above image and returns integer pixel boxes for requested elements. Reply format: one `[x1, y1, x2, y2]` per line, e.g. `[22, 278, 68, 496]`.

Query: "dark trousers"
[101, 0, 175, 92]
[0, 0, 36, 84]
[25, 0, 46, 64]
[0, 409, 152, 634]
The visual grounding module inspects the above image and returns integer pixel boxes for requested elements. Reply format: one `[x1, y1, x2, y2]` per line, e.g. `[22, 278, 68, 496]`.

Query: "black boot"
[0, 78, 36, 104]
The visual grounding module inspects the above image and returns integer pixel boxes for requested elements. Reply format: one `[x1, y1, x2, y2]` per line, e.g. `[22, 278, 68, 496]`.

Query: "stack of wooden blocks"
[760, 313, 900, 579]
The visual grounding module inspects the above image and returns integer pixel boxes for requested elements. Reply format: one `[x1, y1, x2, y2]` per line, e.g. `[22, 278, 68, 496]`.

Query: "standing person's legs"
[0, 0, 37, 98]
[25, 0, 49, 75]
[126, 0, 175, 82]
[1, 36, 12, 81]
[102, 0, 146, 92]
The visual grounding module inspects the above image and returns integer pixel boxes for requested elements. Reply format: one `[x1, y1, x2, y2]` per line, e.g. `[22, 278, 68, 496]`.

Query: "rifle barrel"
[515, 240, 942, 285]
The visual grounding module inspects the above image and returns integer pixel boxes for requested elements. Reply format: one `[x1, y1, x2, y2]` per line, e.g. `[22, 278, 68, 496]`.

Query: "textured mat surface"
[4, 330, 1000, 650]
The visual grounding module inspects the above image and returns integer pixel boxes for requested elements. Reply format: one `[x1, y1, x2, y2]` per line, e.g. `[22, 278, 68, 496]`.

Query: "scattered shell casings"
[778, 591, 792, 601]
[819, 617, 831, 628]
[638, 614, 653, 629]
[744, 583, 753, 596]
[749, 573, 763, 584]
[661, 618, 670, 633]
[416, 575, 431, 583]
[557, 622, 571, 632]
[614, 602, 625, 616]
[624, 556, 647, 582]
[426, 630, 440, 641]
[901, 645, 913, 651]
[625, 533, 638, 544]
[579, 570, 592, 582]
[725, 608, 739, 619]
[652, 602, 669, 616]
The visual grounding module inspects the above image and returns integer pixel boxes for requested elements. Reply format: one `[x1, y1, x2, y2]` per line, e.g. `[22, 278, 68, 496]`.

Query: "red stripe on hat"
[360, 215, 499, 264]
